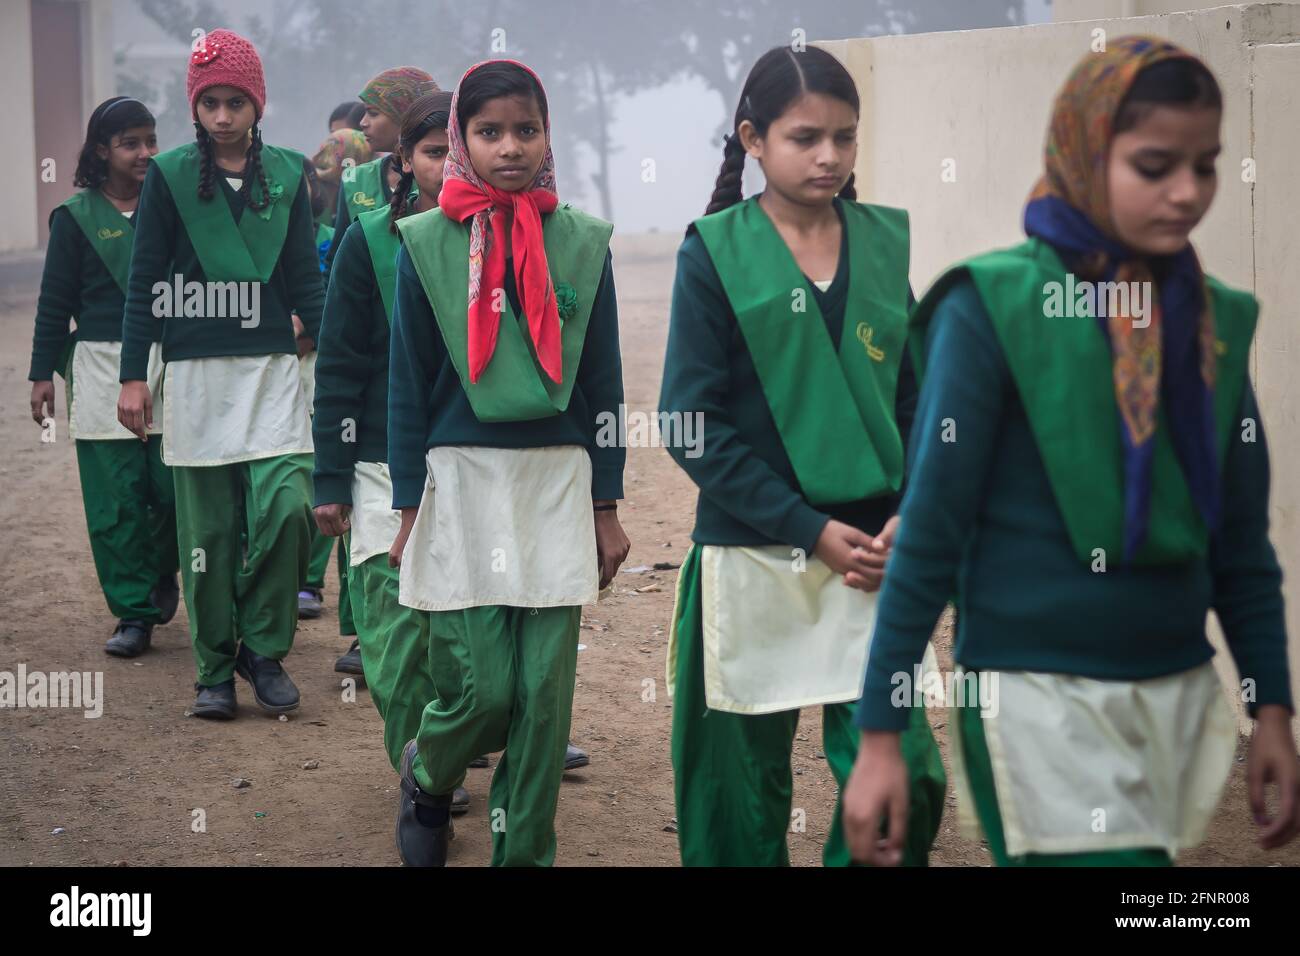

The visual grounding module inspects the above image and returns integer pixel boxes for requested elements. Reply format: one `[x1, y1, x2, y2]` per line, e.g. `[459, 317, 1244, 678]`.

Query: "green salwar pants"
[351, 554, 436, 772]
[411, 604, 581, 867]
[956, 684, 1172, 867]
[669, 546, 947, 867]
[306, 521, 355, 635]
[172, 454, 313, 685]
[74, 436, 178, 622]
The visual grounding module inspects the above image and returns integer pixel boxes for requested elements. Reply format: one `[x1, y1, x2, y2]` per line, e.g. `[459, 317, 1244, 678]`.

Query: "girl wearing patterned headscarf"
[386, 59, 629, 867]
[843, 36, 1297, 866]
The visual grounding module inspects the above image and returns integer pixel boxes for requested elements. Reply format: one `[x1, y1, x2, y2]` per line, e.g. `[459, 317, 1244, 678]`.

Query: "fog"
[116, 0, 1051, 234]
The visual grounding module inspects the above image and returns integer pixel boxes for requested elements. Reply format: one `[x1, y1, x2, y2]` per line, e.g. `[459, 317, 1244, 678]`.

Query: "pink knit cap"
[187, 29, 267, 119]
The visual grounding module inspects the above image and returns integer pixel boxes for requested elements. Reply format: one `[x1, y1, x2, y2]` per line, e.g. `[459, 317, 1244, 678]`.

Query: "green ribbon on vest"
[692, 197, 910, 506]
[396, 203, 614, 422]
[59, 189, 135, 293]
[910, 239, 1257, 566]
[358, 203, 401, 322]
[344, 156, 387, 222]
[152, 142, 302, 282]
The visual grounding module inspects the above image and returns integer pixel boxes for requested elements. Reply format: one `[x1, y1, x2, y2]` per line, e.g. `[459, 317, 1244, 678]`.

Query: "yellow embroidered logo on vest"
[352, 191, 375, 209]
[96, 227, 124, 240]
[856, 322, 885, 362]
[1214, 339, 1228, 357]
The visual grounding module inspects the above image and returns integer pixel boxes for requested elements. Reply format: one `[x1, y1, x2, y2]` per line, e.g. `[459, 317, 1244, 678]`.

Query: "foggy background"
[115, 0, 1052, 234]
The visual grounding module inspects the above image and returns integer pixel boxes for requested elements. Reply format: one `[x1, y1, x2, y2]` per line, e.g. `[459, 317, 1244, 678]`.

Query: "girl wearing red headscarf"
[386, 60, 629, 867]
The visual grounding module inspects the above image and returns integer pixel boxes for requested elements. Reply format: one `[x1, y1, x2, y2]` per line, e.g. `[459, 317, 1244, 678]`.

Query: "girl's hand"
[844, 514, 900, 593]
[117, 380, 153, 441]
[388, 507, 418, 568]
[843, 730, 910, 866]
[594, 504, 630, 590]
[813, 519, 877, 587]
[30, 381, 55, 426]
[314, 503, 351, 537]
[1248, 705, 1300, 849]
[292, 313, 314, 358]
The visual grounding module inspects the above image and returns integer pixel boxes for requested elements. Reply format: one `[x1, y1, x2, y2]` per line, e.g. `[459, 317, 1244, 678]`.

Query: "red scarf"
[439, 60, 563, 384]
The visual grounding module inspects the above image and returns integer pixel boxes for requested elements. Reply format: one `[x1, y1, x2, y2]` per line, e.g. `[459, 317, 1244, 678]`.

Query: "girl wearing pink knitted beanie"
[116, 27, 325, 721]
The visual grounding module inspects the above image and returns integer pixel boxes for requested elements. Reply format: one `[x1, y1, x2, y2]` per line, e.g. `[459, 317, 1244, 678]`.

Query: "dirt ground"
[0, 235, 1295, 867]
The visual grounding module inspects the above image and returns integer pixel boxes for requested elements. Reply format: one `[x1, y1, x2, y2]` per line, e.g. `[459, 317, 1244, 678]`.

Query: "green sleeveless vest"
[358, 203, 400, 322]
[692, 197, 910, 506]
[58, 189, 134, 293]
[152, 142, 304, 283]
[910, 238, 1257, 566]
[396, 204, 614, 422]
[343, 156, 387, 222]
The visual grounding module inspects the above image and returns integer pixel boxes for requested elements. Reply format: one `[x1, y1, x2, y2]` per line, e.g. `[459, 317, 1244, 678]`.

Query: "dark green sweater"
[29, 205, 161, 381]
[658, 221, 918, 557]
[313, 219, 391, 506]
[856, 277, 1292, 731]
[387, 243, 626, 509]
[119, 161, 325, 381]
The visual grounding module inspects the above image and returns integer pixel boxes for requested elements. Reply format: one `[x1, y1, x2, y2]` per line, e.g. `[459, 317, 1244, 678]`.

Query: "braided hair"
[194, 121, 272, 211]
[389, 90, 454, 233]
[705, 46, 861, 216]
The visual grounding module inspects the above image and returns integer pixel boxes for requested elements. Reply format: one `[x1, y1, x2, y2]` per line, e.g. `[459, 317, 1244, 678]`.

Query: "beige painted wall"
[821, 2, 1300, 733]
[1056, 0, 1300, 21]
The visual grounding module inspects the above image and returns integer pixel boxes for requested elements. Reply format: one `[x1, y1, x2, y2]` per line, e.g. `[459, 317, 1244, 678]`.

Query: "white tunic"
[348, 461, 402, 567]
[161, 353, 313, 466]
[298, 350, 318, 416]
[68, 340, 164, 440]
[949, 662, 1237, 858]
[398, 445, 598, 612]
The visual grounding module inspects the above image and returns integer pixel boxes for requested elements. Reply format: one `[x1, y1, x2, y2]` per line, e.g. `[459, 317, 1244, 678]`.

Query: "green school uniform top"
[658, 197, 918, 557]
[29, 192, 162, 381]
[312, 208, 397, 506]
[855, 270, 1292, 732]
[324, 154, 394, 273]
[119, 142, 325, 382]
[386, 204, 626, 510]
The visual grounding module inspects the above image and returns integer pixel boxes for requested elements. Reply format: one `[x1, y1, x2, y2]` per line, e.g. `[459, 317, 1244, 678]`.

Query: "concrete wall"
[1056, 0, 1299, 21]
[821, 3, 1300, 733]
[0, 2, 39, 254]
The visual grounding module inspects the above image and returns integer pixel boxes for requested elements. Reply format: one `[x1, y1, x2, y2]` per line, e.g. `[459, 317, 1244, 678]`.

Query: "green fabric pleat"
[412, 603, 581, 867]
[669, 547, 945, 866]
[74, 437, 177, 621]
[173, 454, 312, 685]
[58, 189, 134, 293]
[350, 555, 435, 772]
[956, 677, 1171, 867]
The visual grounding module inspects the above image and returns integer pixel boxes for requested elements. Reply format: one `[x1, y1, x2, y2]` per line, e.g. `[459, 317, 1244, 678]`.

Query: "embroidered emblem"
[96, 227, 124, 240]
[1214, 339, 1228, 357]
[352, 191, 376, 209]
[856, 322, 885, 362]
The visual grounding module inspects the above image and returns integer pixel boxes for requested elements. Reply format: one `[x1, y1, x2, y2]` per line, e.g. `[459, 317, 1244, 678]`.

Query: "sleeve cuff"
[391, 475, 424, 510]
[591, 463, 624, 501]
[119, 352, 149, 382]
[313, 472, 354, 508]
[854, 684, 914, 732]
[782, 506, 830, 558]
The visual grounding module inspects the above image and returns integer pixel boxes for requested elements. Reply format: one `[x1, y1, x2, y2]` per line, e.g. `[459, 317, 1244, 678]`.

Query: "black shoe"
[397, 740, 453, 866]
[234, 643, 300, 714]
[451, 785, 470, 816]
[565, 741, 590, 771]
[467, 754, 490, 769]
[192, 680, 237, 720]
[334, 639, 364, 675]
[105, 619, 152, 658]
[150, 573, 181, 625]
[298, 588, 323, 619]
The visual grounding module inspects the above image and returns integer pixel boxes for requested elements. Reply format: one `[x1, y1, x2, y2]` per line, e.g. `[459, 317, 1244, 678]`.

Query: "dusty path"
[0, 237, 1293, 867]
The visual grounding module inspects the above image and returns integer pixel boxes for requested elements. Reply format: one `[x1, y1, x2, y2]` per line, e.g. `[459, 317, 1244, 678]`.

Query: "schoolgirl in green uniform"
[312, 90, 478, 813]
[844, 37, 1298, 866]
[387, 60, 629, 867]
[29, 96, 179, 658]
[117, 28, 325, 720]
[659, 45, 946, 867]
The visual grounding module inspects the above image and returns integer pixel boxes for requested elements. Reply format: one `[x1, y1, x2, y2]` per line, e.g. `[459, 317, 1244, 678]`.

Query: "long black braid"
[194, 121, 270, 210]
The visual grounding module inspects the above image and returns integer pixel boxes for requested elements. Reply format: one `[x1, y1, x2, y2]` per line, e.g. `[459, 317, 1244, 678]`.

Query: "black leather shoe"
[334, 639, 364, 675]
[467, 754, 489, 769]
[397, 740, 453, 866]
[298, 588, 323, 619]
[192, 680, 237, 720]
[451, 785, 470, 816]
[234, 643, 300, 714]
[564, 741, 590, 771]
[105, 619, 152, 658]
[150, 573, 181, 625]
